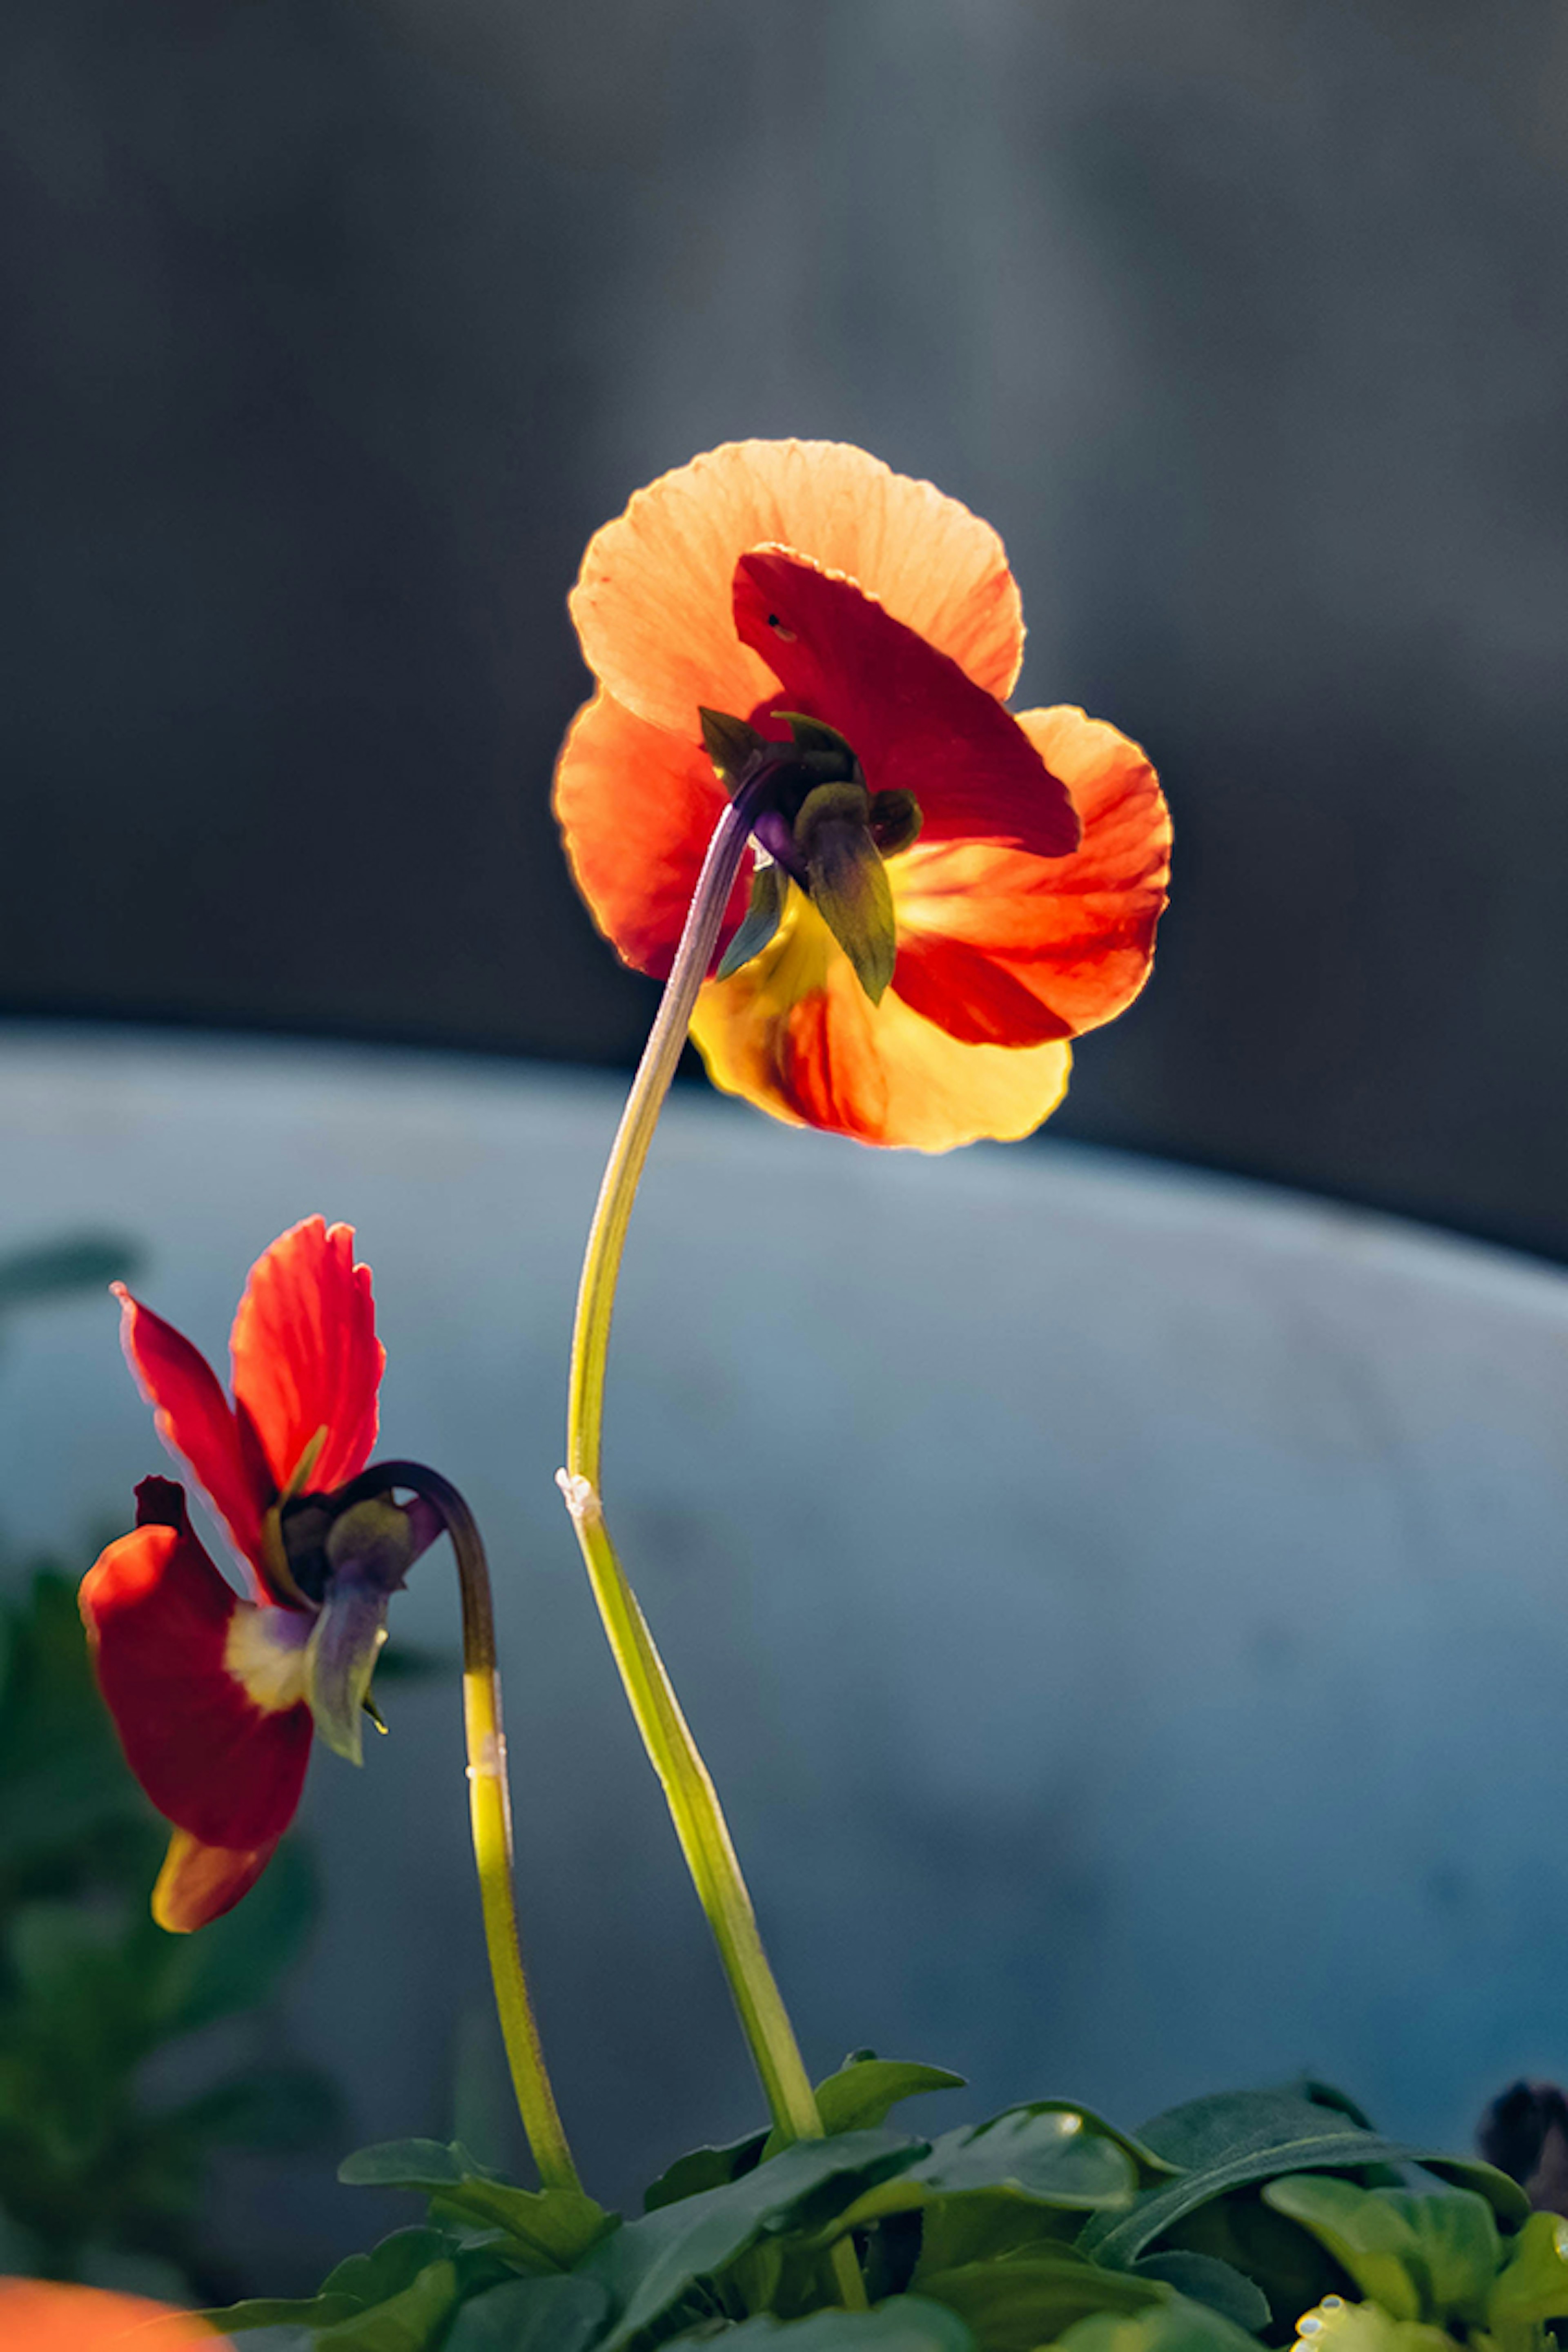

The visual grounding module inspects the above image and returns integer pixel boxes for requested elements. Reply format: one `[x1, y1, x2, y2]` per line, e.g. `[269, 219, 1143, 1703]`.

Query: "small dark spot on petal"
[767, 614, 797, 641]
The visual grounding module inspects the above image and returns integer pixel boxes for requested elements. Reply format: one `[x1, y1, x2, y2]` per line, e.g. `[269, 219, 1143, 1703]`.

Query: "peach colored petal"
[553, 690, 754, 979]
[569, 440, 1024, 736]
[892, 706, 1170, 1043]
[690, 895, 1071, 1151]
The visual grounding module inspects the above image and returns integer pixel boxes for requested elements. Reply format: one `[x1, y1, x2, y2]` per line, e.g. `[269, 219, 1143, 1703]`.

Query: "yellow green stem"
[343, 1461, 581, 2195]
[561, 789, 866, 2306]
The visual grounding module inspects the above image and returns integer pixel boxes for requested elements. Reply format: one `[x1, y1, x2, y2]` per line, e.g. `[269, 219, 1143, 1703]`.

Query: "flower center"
[699, 708, 922, 1002]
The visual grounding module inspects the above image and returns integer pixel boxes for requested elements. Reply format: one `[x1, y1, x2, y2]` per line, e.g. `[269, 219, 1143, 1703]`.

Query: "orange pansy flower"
[555, 440, 1171, 1151]
[0, 2277, 219, 2345]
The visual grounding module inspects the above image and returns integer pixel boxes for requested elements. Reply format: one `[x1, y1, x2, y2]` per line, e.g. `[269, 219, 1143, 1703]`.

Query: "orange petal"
[0, 2278, 219, 2345]
[152, 1824, 285, 1933]
[553, 689, 753, 979]
[229, 1218, 383, 1496]
[891, 706, 1171, 1045]
[733, 553, 1078, 858]
[690, 894, 1071, 1151]
[569, 440, 1024, 736]
[116, 1285, 269, 1587]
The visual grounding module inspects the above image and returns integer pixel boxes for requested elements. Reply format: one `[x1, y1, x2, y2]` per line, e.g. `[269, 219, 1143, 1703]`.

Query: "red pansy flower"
[555, 439, 1172, 1151]
[79, 1217, 412, 1932]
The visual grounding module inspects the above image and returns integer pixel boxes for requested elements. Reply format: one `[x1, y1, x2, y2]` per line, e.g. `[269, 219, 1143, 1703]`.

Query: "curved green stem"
[340, 1459, 581, 2196]
[561, 793, 866, 2305]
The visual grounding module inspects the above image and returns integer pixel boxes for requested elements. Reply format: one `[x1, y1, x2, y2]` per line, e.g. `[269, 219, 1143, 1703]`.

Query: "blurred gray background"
[3, 0, 1566, 1250]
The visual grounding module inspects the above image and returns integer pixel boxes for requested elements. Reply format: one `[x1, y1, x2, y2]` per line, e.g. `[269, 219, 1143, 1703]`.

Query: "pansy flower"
[80, 1217, 420, 1932]
[0, 2278, 218, 2346]
[555, 439, 1172, 1152]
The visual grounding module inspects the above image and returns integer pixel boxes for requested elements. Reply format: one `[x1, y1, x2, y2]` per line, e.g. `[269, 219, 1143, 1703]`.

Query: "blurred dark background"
[3, 0, 1566, 1254]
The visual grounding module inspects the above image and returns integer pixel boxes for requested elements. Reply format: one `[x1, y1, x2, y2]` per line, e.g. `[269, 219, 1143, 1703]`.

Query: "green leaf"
[910, 2189, 1082, 2275]
[1263, 2178, 1503, 2329]
[913, 2248, 1165, 2352]
[339, 2137, 479, 2190]
[1131, 2254, 1273, 2334]
[717, 2296, 977, 2348]
[831, 2105, 1142, 2242]
[645, 2130, 769, 2212]
[920, 2109, 1140, 2206]
[314, 2259, 459, 2350]
[758, 2061, 966, 2162]
[1082, 2091, 1527, 2270]
[198, 2295, 365, 2332]
[584, 2127, 927, 2351]
[320, 2229, 457, 2308]
[1057, 2299, 1272, 2352]
[337, 2138, 613, 2272]
[1261, 2179, 1427, 2322]
[1489, 2211, 1568, 2325]
[442, 2273, 612, 2351]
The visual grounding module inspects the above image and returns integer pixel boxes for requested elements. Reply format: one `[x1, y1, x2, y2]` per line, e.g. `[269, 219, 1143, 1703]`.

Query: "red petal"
[890, 705, 1171, 1045]
[80, 1501, 311, 1856]
[229, 1218, 383, 1495]
[553, 689, 754, 979]
[733, 552, 1080, 859]
[116, 1285, 269, 1584]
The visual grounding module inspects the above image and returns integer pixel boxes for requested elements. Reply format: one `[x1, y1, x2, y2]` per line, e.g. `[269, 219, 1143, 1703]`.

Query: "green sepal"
[306, 1501, 417, 1764]
[717, 859, 791, 980]
[701, 707, 768, 785]
[870, 788, 924, 857]
[795, 781, 896, 1004]
[781, 712, 863, 775]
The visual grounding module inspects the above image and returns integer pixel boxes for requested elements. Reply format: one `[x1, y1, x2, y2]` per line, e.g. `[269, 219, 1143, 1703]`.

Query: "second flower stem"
[338, 1459, 581, 2196]
[561, 788, 835, 2155]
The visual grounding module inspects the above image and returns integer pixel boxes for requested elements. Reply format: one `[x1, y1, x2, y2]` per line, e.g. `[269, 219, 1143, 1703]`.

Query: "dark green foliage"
[0, 1569, 335, 2298]
[208, 2072, 1568, 2350]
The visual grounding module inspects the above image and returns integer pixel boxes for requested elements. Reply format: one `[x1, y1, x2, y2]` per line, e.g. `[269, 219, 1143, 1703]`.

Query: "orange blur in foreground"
[555, 439, 1172, 1152]
[0, 2278, 219, 2346]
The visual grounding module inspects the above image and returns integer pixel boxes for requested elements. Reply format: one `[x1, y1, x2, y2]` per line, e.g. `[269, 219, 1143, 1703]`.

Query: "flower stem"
[339, 1459, 581, 2196]
[561, 784, 866, 2309]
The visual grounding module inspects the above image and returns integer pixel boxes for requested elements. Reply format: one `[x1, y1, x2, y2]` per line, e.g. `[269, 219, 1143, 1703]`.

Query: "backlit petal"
[116, 1285, 268, 1585]
[891, 706, 1171, 1045]
[570, 439, 1024, 735]
[0, 2278, 218, 2346]
[152, 1826, 284, 1934]
[553, 689, 754, 979]
[80, 1489, 312, 1861]
[229, 1217, 383, 1495]
[734, 552, 1079, 858]
[690, 895, 1072, 1151]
